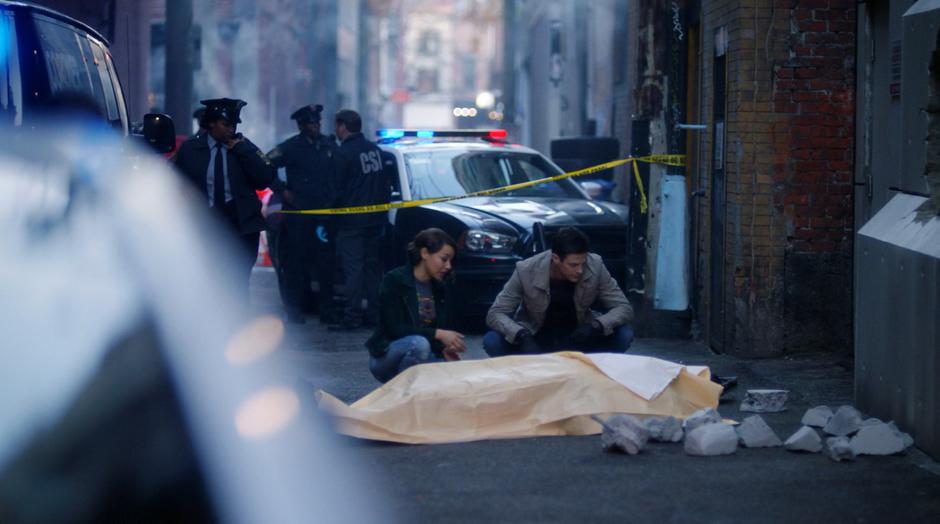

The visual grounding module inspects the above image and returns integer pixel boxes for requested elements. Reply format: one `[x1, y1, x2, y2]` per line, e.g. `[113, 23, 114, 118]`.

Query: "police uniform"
[267, 104, 343, 323]
[173, 98, 275, 302]
[332, 131, 391, 329]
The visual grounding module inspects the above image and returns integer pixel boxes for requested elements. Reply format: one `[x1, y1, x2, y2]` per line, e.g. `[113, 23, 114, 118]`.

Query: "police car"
[377, 129, 631, 323]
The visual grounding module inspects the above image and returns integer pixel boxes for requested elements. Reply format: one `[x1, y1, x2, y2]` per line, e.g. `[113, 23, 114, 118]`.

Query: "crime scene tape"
[276, 154, 684, 216]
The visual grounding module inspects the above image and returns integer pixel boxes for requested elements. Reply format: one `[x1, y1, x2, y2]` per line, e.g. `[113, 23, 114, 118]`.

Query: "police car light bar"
[377, 129, 508, 142]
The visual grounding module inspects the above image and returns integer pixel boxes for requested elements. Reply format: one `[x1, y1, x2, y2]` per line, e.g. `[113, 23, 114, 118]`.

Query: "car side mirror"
[142, 113, 176, 153]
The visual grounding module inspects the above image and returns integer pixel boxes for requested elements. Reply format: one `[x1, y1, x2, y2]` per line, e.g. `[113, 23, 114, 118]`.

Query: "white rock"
[801, 406, 834, 428]
[886, 422, 915, 449]
[823, 405, 863, 436]
[850, 423, 906, 456]
[825, 436, 857, 462]
[600, 414, 650, 455]
[684, 423, 738, 456]
[784, 426, 823, 453]
[739, 389, 789, 413]
[682, 408, 723, 433]
[643, 416, 684, 443]
[736, 415, 783, 448]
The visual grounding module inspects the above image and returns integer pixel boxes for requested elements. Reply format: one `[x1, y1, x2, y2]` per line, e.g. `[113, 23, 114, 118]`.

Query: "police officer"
[267, 104, 343, 324]
[173, 98, 275, 302]
[330, 109, 390, 330]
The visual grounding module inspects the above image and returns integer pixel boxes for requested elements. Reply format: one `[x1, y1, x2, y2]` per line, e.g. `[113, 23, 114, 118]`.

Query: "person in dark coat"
[365, 228, 465, 383]
[173, 98, 275, 301]
[267, 104, 343, 324]
[330, 109, 391, 330]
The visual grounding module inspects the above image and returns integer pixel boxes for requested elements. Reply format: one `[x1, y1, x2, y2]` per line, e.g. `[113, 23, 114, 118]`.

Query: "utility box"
[855, 0, 940, 460]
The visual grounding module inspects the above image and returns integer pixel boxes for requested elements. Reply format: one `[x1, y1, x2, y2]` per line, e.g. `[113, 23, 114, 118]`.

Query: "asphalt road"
[251, 268, 940, 524]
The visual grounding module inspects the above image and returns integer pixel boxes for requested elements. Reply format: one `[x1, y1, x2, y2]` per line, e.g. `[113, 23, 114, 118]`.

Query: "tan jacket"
[486, 250, 634, 342]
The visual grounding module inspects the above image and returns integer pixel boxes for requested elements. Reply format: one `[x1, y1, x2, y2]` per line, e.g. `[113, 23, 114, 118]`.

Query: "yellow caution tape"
[277, 154, 683, 216]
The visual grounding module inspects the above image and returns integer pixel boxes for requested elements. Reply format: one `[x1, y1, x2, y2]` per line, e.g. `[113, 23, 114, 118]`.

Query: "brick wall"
[696, 0, 855, 356]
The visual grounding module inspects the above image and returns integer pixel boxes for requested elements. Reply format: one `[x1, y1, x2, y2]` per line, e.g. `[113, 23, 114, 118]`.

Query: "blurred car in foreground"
[0, 124, 383, 524]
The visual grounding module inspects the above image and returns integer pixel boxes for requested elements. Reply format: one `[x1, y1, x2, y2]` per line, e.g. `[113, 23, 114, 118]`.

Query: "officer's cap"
[200, 98, 247, 124]
[291, 104, 324, 124]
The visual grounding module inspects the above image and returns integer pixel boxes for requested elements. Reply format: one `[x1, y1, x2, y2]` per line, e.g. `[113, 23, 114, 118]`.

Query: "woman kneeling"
[366, 228, 466, 382]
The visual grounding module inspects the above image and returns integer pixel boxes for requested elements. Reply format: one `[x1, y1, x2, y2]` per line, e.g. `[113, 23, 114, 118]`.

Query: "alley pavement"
[251, 268, 940, 523]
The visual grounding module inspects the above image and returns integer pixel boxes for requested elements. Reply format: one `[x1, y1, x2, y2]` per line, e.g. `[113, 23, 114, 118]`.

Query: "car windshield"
[403, 149, 586, 200]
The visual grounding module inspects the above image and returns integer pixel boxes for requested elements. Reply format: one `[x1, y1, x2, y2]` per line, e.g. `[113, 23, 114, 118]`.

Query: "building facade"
[691, 0, 856, 356]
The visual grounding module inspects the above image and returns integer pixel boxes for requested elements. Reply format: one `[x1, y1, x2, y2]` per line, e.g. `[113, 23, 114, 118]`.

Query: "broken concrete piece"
[801, 406, 834, 428]
[682, 408, 723, 433]
[736, 415, 783, 448]
[823, 405, 863, 436]
[850, 423, 906, 456]
[685, 423, 738, 456]
[825, 436, 857, 462]
[784, 426, 823, 453]
[600, 414, 650, 455]
[739, 389, 789, 413]
[860, 417, 884, 427]
[643, 416, 684, 443]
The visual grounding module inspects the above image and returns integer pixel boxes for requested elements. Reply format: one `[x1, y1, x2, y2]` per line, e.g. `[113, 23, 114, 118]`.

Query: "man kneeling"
[484, 227, 634, 356]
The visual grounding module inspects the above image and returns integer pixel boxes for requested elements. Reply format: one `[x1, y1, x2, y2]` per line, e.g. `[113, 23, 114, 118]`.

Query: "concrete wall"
[695, 0, 856, 357]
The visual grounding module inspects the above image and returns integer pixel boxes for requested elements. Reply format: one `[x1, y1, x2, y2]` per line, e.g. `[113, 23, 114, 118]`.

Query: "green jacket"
[365, 265, 454, 358]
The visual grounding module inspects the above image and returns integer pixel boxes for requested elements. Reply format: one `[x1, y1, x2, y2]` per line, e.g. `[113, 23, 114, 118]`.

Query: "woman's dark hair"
[407, 228, 457, 266]
[551, 227, 590, 259]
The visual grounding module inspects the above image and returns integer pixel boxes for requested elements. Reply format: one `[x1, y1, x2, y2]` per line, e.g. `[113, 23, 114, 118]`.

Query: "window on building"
[418, 30, 441, 56]
[463, 56, 476, 89]
[416, 68, 439, 93]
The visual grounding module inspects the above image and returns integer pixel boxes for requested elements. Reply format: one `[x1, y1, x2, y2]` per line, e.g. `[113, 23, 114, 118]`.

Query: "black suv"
[0, 1, 173, 148]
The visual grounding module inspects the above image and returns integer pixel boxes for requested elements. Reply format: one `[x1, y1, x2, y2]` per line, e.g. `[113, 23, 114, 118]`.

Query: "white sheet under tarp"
[317, 352, 721, 444]
[585, 354, 710, 401]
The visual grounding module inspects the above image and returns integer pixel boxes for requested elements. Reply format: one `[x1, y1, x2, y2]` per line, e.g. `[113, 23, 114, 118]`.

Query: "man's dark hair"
[334, 109, 362, 133]
[407, 228, 457, 266]
[551, 227, 590, 259]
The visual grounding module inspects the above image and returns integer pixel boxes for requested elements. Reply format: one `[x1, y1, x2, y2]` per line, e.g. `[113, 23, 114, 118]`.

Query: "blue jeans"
[483, 325, 634, 357]
[370, 335, 441, 383]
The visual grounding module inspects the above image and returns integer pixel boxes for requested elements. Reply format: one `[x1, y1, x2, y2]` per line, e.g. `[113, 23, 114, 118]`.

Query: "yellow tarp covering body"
[317, 352, 721, 444]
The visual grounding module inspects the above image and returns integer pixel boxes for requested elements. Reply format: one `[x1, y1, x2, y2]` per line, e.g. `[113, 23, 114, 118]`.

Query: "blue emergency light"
[376, 129, 508, 143]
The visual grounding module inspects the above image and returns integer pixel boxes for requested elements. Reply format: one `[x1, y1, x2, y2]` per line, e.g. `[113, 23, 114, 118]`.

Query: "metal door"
[709, 37, 727, 351]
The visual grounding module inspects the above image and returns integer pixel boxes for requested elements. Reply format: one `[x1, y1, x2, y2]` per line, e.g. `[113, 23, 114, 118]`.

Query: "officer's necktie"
[213, 143, 225, 208]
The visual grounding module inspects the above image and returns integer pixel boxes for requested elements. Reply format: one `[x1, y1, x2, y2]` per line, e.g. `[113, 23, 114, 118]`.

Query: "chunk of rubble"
[599, 414, 650, 455]
[887, 422, 915, 449]
[801, 406, 834, 428]
[860, 417, 884, 427]
[736, 415, 783, 448]
[850, 422, 906, 456]
[739, 389, 789, 413]
[823, 405, 863, 436]
[643, 416, 684, 443]
[685, 423, 738, 456]
[784, 426, 823, 453]
[682, 408, 723, 433]
[825, 436, 857, 462]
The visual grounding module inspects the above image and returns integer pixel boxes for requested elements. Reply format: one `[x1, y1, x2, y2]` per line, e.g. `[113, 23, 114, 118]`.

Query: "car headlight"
[464, 229, 517, 254]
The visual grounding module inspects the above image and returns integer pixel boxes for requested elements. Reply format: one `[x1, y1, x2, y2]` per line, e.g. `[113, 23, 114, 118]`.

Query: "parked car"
[378, 129, 632, 324]
[0, 1, 174, 150]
